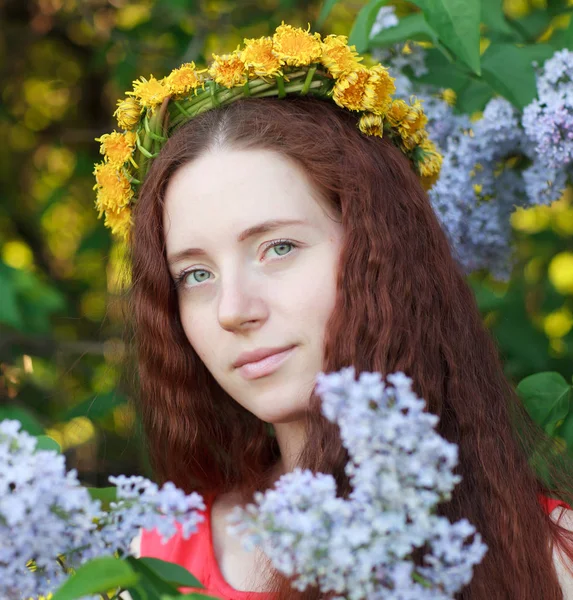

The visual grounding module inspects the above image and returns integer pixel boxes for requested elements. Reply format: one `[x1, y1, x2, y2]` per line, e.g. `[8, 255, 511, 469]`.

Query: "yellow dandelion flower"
[128, 75, 170, 110]
[241, 37, 282, 78]
[418, 138, 442, 178]
[358, 113, 384, 137]
[320, 34, 363, 78]
[272, 22, 322, 67]
[363, 65, 396, 116]
[332, 68, 370, 112]
[385, 99, 410, 127]
[164, 62, 204, 96]
[389, 100, 428, 149]
[104, 207, 132, 240]
[400, 100, 429, 149]
[209, 49, 248, 87]
[96, 131, 136, 167]
[114, 97, 142, 130]
[93, 162, 133, 215]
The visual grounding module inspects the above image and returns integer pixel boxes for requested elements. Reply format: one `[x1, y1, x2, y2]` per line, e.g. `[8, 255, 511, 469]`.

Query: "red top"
[140, 493, 275, 599]
[140, 493, 570, 599]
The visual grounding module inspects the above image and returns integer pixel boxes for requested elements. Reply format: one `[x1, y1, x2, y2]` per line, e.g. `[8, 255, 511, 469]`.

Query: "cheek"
[298, 250, 340, 333]
[178, 301, 210, 362]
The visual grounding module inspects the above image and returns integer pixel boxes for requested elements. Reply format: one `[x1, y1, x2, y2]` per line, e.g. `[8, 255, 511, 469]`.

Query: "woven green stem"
[276, 75, 286, 98]
[208, 80, 221, 108]
[167, 70, 332, 132]
[301, 66, 317, 96]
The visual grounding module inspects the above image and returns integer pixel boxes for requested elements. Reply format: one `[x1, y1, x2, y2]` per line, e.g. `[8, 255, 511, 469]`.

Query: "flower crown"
[94, 23, 443, 240]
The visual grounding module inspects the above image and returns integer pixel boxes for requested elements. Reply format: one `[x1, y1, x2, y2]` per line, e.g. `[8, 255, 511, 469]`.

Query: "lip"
[233, 345, 295, 369]
[235, 345, 296, 380]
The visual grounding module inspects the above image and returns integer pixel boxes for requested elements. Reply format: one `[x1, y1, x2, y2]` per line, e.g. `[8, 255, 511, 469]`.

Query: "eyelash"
[173, 238, 299, 289]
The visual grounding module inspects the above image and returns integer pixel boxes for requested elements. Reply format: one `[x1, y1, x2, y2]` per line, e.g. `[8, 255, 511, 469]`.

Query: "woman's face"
[163, 147, 344, 425]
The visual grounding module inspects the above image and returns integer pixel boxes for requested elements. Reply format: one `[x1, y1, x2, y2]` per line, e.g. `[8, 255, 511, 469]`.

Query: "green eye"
[272, 242, 293, 256]
[191, 270, 210, 283]
[267, 239, 297, 257]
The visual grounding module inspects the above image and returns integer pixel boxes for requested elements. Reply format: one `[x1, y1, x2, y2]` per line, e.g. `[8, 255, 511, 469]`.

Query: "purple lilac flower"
[226, 368, 487, 599]
[0, 420, 205, 600]
[522, 49, 573, 172]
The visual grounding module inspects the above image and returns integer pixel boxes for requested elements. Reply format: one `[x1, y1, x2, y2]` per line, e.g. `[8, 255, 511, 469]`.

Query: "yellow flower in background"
[332, 68, 370, 111]
[363, 65, 396, 116]
[209, 50, 248, 87]
[358, 113, 383, 137]
[113, 97, 142, 130]
[272, 22, 322, 67]
[128, 75, 170, 110]
[93, 162, 133, 215]
[418, 138, 442, 178]
[96, 131, 136, 167]
[543, 306, 573, 338]
[104, 207, 132, 240]
[164, 62, 204, 96]
[441, 88, 457, 106]
[511, 205, 551, 233]
[241, 37, 282, 78]
[320, 34, 363, 77]
[549, 252, 573, 294]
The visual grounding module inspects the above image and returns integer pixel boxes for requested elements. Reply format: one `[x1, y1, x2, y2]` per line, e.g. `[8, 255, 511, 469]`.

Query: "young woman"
[96, 26, 573, 599]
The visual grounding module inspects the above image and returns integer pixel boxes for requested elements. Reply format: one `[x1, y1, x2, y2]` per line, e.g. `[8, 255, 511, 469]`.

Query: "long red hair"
[129, 96, 573, 598]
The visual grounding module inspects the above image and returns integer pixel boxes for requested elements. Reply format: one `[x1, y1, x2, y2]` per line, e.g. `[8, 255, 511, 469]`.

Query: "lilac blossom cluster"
[226, 368, 487, 600]
[0, 420, 205, 600]
[370, 6, 571, 278]
[523, 49, 573, 171]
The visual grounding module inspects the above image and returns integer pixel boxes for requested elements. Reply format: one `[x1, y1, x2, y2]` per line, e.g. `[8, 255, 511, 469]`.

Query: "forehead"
[163, 147, 330, 248]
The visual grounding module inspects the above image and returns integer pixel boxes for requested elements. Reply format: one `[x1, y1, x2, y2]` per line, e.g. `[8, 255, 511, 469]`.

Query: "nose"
[217, 270, 269, 332]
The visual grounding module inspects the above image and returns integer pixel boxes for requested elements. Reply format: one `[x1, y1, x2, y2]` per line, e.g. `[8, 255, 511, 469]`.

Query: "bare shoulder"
[550, 507, 573, 599]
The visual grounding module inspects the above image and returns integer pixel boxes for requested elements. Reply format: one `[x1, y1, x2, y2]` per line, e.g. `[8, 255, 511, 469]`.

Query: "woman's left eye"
[264, 239, 297, 259]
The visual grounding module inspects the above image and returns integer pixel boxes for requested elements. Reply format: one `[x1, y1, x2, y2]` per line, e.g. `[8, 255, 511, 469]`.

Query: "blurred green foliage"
[1, 0, 573, 487]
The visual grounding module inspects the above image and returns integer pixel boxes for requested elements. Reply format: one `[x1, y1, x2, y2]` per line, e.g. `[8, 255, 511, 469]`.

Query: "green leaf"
[548, 17, 573, 51]
[35, 435, 61, 453]
[517, 372, 572, 436]
[558, 409, 573, 459]
[456, 78, 494, 113]
[0, 261, 66, 334]
[480, 43, 554, 108]
[514, 9, 553, 42]
[87, 486, 118, 510]
[406, 47, 469, 90]
[316, 0, 339, 30]
[137, 557, 205, 588]
[348, 0, 390, 53]
[62, 390, 127, 421]
[51, 556, 139, 600]
[410, 0, 481, 75]
[470, 279, 506, 313]
[0, 262, 24, 330]
[126, 556, 181, 596]
[0, 406, 44, 435]
[547, 0, 568, 15]
[370, 13, 439, 47]
[480, 0, 518, 41]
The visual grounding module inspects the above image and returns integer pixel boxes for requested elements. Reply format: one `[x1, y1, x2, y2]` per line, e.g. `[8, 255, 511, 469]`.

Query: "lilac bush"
[370, 5, 573, 278]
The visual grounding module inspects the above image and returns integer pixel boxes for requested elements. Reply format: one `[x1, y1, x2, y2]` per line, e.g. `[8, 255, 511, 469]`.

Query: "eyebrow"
[167, 218, 309, 266]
